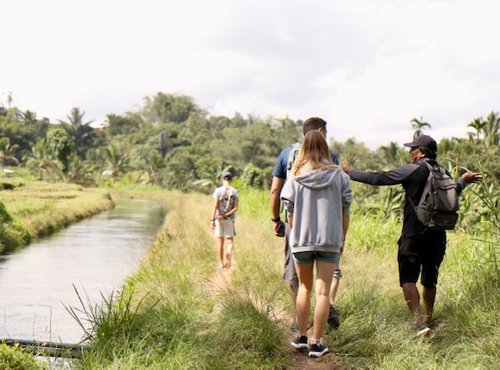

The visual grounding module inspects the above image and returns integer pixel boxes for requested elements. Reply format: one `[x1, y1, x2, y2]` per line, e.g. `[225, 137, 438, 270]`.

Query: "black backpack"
[412, 161, 459, 230]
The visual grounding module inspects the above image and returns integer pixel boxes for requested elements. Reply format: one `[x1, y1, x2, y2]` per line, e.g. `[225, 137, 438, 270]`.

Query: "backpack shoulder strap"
[409, 161, 434, 213]
[286, 143, 301, 178]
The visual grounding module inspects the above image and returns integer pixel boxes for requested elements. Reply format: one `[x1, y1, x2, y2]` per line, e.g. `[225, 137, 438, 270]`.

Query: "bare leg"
[422, 286, 436, 324]
[225, 237, 234, 268]
[294, 262, 314, 336]
[216, 237, 225, 267]
[402, 282, 422, 327]
[289, 284, 298, 327]
[290, 284, 298, 307]
[312, 261, 336, 340]
[329, 275, 340, 305]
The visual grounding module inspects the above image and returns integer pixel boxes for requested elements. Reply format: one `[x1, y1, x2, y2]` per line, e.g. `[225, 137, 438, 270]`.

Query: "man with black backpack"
[342, 135, 482, 336]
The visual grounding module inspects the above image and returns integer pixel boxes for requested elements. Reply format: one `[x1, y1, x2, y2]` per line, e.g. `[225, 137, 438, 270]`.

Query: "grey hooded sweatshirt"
[281, 167, 352, 254]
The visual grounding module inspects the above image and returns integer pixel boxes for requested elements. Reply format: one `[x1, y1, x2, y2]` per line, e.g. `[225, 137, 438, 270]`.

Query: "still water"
[0, 199, 166, 344]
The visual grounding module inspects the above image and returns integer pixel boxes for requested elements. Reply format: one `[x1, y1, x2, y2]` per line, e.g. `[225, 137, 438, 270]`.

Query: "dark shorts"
[283, 224, 299, 287]
[398, 231, 446, 288]
[293, 251, 340, 264]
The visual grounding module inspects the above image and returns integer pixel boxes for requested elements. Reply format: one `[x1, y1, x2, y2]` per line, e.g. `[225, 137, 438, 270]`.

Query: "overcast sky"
[1, 0, 499, 148]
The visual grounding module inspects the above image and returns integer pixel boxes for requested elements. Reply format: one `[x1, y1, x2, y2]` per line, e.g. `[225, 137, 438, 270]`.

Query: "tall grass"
[71, 184, 498, 369]
[74, 192, 290, 369]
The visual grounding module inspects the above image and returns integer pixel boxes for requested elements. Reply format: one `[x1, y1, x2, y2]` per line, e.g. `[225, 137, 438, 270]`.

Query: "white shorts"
[214, 219, 235, 237]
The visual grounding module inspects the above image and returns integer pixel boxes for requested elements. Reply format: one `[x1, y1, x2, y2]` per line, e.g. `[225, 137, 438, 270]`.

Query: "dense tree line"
[0, 92, 498, 197]
[0, 93, 300, 190]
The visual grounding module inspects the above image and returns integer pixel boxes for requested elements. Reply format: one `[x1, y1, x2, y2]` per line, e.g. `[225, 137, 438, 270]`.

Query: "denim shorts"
[293, 251, 341, 264]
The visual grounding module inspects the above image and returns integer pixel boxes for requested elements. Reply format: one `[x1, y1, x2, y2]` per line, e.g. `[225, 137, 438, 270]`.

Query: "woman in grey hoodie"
[281, 130, 352, 358]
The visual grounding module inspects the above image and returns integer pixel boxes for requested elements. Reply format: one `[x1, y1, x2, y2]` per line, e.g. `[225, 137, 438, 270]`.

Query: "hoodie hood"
[294, 168, 341, 190]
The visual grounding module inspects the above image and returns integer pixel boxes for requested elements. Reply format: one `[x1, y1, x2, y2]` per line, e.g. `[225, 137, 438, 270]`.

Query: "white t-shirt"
[212, 186, 239, 220]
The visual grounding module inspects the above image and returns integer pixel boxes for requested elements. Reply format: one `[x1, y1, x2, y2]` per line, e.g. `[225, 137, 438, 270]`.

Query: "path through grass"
[75, 189, 498, 369]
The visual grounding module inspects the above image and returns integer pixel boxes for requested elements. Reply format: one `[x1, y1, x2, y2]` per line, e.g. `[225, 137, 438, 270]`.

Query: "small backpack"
[218, 187, 237, 218]
[412, 161, 459, 230]
[286, 143, 302, 180]
[280, 143, 301, 216]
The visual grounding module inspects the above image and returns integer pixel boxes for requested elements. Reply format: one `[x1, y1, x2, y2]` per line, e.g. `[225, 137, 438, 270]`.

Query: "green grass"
[0, 178, 114, 253]
[60, 184, 499, 369]
[323, 209, 499, 369]
[0, 344, 44, 370]
[73, 191, 290, 369]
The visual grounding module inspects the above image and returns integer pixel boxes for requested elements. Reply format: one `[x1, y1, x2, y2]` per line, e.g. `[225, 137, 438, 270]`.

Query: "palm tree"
[0, 137, 20, 171]
[410, 116, 432, 138]
[58, 107, 96, 158]
[21, 110, 37, 125]
[467, 117, 485, 143]
[483, 111, 500, 148]
[64, 153, 97, 186]
[379, 142, 401, 166]
[25, 139, 61, 180]
[99, 143, 129, 178]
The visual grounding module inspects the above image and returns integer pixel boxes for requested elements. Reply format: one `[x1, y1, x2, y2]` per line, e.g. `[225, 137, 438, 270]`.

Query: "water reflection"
[0, 199, 166, 343]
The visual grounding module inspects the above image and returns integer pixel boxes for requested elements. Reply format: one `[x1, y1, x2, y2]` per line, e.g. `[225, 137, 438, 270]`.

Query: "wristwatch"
[271, 217, 281, 223]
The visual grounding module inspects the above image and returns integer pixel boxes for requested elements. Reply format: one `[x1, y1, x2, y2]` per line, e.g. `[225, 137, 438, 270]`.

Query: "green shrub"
[0, 344, 43, 370]
[0, 200, 12, 223]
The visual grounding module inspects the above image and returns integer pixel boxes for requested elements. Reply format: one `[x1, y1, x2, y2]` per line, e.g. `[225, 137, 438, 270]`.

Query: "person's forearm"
[270, 177, 284, 219]
[211, 201, 218, 220]
[342, 213, 350, 242]
[224, 206, 238, 218]
[350, 165, 417, 186]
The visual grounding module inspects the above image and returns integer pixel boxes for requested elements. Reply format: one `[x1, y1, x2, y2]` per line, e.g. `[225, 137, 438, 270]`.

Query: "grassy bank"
[62, 185, 499, 369]
[0, 178, 114, 254]
[73, 190, 289, 369]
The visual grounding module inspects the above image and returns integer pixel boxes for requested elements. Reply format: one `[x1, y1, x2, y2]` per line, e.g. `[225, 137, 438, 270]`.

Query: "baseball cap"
[403, 135, 437, 153]
[221, 171, 233, 180]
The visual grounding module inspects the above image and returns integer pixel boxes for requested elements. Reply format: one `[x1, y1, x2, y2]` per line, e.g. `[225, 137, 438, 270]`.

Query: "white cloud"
[1, 0, 499, 148]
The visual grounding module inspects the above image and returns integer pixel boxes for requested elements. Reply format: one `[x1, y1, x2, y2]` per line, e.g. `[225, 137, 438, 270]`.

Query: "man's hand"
[342, 165, 352, 175]
[462, 172, 483, 184]
[210, 220, 216, 229]
[274, 220, 285, 237]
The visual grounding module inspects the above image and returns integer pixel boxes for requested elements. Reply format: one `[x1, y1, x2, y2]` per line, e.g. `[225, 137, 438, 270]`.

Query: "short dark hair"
[420, 146, 437, 159]
[303, 117, 327, 135]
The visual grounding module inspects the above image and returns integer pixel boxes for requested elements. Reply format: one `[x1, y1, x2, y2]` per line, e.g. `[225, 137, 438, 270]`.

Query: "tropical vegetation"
[0, 92, 498, 369]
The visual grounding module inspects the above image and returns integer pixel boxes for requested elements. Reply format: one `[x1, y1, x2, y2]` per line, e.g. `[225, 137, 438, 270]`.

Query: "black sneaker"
[309, 343, 329, 357]
[290, 335, 308, 350]
[327, 305, 340, 331]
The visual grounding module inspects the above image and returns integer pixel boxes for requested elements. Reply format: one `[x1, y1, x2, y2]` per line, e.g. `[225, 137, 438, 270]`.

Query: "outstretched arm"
[343, 164, 419, 186]
[457, 171, 483, 195]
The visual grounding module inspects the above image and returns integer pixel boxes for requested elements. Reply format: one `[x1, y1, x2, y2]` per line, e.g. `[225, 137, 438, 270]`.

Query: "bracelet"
[271, 217, 281, 222]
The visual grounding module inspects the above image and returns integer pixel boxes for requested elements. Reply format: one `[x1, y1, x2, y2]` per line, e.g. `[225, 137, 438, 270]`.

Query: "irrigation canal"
[0, 199, 167, 345]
